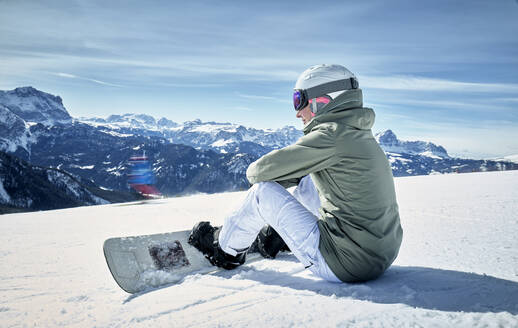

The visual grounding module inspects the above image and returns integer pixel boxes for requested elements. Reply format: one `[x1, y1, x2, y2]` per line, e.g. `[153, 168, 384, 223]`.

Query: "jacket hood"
[319, 88, 363, 115]
[303, 88, 375, 134]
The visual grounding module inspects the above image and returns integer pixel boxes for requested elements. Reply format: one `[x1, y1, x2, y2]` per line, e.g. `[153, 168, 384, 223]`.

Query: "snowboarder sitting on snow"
[188, 64, 403, 282]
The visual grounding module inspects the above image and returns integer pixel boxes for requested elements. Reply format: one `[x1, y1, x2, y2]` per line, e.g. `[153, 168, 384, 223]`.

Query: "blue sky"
[1, 0, 517, 158]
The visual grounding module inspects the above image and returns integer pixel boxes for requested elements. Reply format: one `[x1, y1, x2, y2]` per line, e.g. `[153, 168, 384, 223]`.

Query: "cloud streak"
[236, 92, 290, 103]
[361, 75, 518, 93]
[52, 72, 123, 87]
[233, 106, 254, 112]
[374, 98, 516, 113]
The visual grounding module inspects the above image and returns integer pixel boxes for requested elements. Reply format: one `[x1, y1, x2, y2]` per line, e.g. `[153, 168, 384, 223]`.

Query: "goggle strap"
[305, 78, 358, 100]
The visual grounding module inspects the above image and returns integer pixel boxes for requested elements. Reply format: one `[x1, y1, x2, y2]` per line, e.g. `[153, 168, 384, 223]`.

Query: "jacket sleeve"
[246, 127, 337, 185]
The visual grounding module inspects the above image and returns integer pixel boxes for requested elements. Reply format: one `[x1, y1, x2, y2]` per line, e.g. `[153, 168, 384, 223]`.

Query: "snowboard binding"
[188, 221, 246, 270]
[250, 225, 290, 259]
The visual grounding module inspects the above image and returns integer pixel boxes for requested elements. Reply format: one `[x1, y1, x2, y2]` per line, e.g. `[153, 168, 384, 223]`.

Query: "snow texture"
[1, 171, 517, 327]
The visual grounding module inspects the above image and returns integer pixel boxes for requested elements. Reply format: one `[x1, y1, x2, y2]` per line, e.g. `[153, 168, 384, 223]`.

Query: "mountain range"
[77, 114, 302, 156]
[1, 86, 516, 213]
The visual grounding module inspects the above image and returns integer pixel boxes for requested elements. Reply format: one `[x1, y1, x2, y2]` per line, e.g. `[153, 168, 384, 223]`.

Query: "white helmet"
[293, 64, 359, 113]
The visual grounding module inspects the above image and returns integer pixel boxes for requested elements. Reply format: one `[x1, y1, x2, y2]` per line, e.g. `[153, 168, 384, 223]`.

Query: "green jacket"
[246, 89, 403, 282]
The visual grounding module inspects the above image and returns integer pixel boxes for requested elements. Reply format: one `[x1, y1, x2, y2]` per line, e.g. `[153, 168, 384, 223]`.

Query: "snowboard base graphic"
[103, 230, 262, 294]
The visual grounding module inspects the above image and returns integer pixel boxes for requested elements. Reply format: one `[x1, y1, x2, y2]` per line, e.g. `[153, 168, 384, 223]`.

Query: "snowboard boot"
[250, 225, 290, 259]
[188, 221, 246, 270]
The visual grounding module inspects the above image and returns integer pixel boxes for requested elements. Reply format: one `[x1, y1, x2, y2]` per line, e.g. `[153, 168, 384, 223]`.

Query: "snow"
[211, 139, 234, 147]
[1, 171, 518, 327]
[418, 151, 442, 159]
[0, 105, 32, 154]
[0, 177, 10, 203]
[191, 124, 238, 134]
[387, 152, 412, 164]
[69, 164, 95, 170]
[101, 130, 133, 138]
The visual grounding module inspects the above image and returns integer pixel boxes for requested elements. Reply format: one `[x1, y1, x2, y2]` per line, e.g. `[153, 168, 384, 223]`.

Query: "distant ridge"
[375, 129, 449, 159]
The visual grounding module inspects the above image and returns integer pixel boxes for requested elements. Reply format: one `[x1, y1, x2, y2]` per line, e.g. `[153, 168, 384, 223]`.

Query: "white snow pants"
[218, 175, 341, 283]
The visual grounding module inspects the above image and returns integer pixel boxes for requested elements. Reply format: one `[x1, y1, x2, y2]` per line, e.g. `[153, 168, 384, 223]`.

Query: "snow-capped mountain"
[78, 115, 302, 156]
[0, 86, 71, 125]
[81, 113, 178, 131]
[0, 86, 72, 159]
[375, 129, 449, 159]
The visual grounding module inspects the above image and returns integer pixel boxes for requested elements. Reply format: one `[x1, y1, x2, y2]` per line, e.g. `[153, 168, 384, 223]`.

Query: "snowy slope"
[0, 105, 32, 154]
[1, 171, 517, 327]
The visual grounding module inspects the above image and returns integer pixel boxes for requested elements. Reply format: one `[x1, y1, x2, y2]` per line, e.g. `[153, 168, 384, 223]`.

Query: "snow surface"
[1, 171, 517, 327]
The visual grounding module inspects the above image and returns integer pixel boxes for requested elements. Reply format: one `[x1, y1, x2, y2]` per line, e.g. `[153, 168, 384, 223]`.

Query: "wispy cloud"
[236, 92, 290, 103]
[495, 97, 518, 102]
[156, 82, 223, 88]
[52, 72, 123, 87]
[361, 75, 518, 93]
[375, 98, 515, 112]
[233, 106, 254, 112]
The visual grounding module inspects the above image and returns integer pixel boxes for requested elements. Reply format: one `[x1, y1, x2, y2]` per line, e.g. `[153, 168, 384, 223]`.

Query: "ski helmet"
[293, 64, 359, 114]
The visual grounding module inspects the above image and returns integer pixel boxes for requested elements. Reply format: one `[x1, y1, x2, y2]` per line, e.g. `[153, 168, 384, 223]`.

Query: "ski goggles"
[293, 90, 308, 111]
[293, 77, 359, 111]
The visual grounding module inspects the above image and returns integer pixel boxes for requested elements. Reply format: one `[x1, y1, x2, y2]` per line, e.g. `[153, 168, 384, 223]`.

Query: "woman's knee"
[253, 181, 282, 195]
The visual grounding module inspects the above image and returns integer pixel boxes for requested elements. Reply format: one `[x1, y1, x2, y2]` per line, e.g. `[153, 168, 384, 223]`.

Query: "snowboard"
[103, 230, 263, 294]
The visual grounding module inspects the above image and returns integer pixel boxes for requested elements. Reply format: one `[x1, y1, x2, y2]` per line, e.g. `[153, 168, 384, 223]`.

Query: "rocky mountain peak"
[13, 86, 39, 96]
[157, 117, 178, 128]
[0, 86, 71, 125]
[375, 129, 449, 159]
[375, 129, 398, 146]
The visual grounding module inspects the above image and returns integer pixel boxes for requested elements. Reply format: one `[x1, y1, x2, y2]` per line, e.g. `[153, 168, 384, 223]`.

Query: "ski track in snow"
[1, 171, 518, 327]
